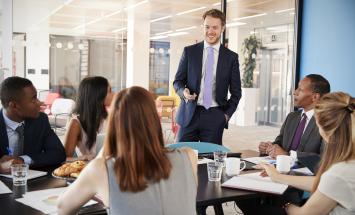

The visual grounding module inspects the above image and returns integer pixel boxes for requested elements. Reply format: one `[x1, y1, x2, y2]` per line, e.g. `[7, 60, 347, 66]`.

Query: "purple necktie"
[203, 47, 214, 109]
[290, 113, 307, 151]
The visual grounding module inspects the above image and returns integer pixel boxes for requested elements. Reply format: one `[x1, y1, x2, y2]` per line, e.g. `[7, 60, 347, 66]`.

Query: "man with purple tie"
[259, 74, 330, 160]
[174, 9, 241, 145]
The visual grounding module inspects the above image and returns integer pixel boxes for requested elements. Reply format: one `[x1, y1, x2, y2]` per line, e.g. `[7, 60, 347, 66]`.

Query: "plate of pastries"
[52, 160, 87, 181]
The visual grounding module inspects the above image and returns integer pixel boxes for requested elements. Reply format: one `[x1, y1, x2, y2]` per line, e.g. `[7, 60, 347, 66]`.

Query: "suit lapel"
[23, 118, 34, 155]
[196, 42, 204, 94]
[298, 116, 316, 151]
[215, 45, 225, 88]
[0, 109, 10, 155]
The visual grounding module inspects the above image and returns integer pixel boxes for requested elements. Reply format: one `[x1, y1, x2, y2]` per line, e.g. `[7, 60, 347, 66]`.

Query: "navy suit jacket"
[173, 42, 242, 128]
[0, 109, 66, 167]
[273, 110, 324, 159]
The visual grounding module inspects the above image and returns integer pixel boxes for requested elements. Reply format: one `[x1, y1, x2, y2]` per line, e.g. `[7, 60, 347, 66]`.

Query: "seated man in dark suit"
[0, 76, 66, 172]
[259, 74, 330, 161]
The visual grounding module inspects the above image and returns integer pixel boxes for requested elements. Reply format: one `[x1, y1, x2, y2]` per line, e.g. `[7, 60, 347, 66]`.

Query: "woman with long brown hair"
[259, 92, 355, 214]
[58, 86, 197, 215]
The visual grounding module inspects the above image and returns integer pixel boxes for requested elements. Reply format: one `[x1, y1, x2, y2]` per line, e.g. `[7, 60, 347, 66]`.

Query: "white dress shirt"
[2, 110, 32, 165]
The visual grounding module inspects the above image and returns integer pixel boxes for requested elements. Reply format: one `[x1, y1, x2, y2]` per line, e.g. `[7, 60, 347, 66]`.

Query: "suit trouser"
[178, 106, 226, 145]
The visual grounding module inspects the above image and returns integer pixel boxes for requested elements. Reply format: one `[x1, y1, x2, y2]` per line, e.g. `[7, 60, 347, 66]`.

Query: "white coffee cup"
[225, 158, 246, 176]
[276, 155, 292, 173]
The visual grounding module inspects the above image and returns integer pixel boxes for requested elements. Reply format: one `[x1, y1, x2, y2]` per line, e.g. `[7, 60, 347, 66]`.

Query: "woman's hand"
[258, 163, 282, 183]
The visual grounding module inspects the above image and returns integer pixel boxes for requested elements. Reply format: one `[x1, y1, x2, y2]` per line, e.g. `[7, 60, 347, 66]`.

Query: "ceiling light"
[275, 8, 294, 13]
[176, 26, 197, 32]
[73, 17, 104, 30]
[78, 43, 85, 50]
[124, 0, 149, 11]
[56, 42, 63, 49]
[226, 22, 246, 27]
[212, 2, 221, 6]
[155, 30, 173, 36]
[67, 42, 74, 49]
[150, 15, 172, 23]
[150, 35, 168, 40]
[104, 10, 122, 18]
[176, 6, 206, 16]
[167, 32, 189, 37]
[234, 13, 267, 21]
[112, 27, 127, 33]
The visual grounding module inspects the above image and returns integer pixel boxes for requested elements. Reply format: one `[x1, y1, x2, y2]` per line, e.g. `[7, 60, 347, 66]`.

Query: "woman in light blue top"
[58, 86, 198, 215]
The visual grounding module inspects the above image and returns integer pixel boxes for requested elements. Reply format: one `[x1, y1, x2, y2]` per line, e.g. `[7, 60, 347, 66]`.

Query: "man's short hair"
[305, 74, 331, 96]
[0, 76, 33, 108]
[202, 9, 226, 26]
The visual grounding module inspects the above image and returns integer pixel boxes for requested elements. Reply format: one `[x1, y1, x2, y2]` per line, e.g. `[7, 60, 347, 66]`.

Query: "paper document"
[222, 172, 288, 195]
[0, 180, 12, 194]
[292, 167, 314, 176]
[243, 156, 276, 165]
[16, 187, 97, 214]
[0, 169, 47, 180]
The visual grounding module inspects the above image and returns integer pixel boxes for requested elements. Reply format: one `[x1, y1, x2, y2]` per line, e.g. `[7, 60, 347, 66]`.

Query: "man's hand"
[183, 88, 197, 101]
[258, 141, 272, 154]
[266, 144, 288, 159]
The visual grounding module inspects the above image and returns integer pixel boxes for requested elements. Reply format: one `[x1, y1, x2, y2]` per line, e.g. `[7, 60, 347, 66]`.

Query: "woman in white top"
[259, 92, 355, 214]
[64, 76, 114, 160]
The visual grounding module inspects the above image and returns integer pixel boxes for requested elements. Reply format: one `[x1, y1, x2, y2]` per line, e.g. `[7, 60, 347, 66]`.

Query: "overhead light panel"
[226, 22, 246, 27]
[150, 15, 172, 23]
[124, 0, 149, 11]
[234, 13, 267, 21]
[168, 32, 189, 37]
[176, 26, 197, 32]
[275, 8, 294, 13]
[155, 30, 173, 36]
[112, 27, 127, 33]
[176, 6, 206, 16]
[150, 35, 169, 40]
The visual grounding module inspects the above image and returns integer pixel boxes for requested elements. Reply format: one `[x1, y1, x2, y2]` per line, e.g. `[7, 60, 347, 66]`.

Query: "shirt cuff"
[20, 155, 33, 165]
[290, 150, 298, 162]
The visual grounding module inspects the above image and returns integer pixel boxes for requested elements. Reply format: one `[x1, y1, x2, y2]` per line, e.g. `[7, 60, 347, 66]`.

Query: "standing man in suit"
[259, 74, 330, 160]
[173, 9, 241, 145]
[0, 76, 66, 172]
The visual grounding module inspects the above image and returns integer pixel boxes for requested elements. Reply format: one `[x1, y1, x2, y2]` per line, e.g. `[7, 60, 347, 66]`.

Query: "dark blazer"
[0, 109, 66, 167]
[173, 42, 242, 127]
[273, 110, 324, 159]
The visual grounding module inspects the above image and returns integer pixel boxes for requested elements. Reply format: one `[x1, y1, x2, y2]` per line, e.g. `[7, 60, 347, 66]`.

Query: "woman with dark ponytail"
[64, 76, 114, 160]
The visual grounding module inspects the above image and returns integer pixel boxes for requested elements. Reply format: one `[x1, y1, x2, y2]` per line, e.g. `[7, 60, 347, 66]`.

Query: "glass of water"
[213, 151, 227, 168]
[207, 162, 223, 182]
[11, 164, 29, 186]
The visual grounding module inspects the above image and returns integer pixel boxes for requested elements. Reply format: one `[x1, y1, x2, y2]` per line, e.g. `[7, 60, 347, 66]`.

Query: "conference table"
[0, 150, 270, 215]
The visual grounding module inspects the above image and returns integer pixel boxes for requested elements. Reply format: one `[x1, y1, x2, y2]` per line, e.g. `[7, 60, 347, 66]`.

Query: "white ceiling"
[11, 0, 295, 40]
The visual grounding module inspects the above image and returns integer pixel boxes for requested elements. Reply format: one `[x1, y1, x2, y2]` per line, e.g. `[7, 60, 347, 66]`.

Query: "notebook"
[0, 169, 47, 180]
[222, 172, 288, 195]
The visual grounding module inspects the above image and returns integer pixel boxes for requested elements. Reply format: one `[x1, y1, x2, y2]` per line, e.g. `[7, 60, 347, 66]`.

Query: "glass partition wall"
[5, 0, 297, 126]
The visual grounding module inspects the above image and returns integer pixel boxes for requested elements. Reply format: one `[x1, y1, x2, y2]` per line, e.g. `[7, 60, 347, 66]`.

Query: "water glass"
[11, 164, 29, 186]
[207, 162, 223, 182]
[213, 151, 227, 168]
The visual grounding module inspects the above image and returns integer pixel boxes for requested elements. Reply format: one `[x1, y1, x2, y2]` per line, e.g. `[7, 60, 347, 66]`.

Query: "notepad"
[0, 169, 47, 180]
[222, 172, 288, 195]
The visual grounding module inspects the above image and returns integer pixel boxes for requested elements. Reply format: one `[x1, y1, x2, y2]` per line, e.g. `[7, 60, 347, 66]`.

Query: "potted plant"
[241, 34, 261, 88]
[236, 35, 261, 126]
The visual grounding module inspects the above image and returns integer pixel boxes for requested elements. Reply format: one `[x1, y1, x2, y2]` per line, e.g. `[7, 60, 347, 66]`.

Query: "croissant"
[53, 161, 87, 177]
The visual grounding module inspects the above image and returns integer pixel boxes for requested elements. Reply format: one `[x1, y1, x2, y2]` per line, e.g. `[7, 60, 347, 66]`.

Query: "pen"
[7, 147, 13, 156]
